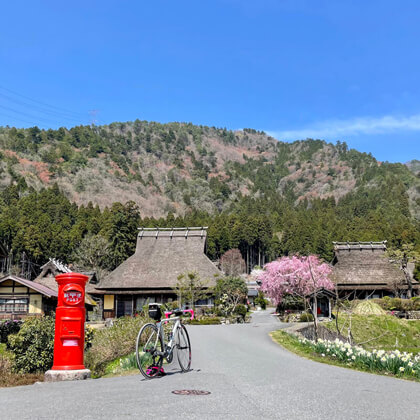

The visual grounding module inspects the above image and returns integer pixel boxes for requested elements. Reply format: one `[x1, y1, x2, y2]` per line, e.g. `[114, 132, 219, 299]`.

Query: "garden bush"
[195, 306, 216, 317]
[214, 307, 225, 317]
[234, 304, 247, 320]
[276, 295, 305, 312]
[412, 296, 420, 310]
[186, 317, 221, 325]
[0, 320, 22, 345]
[255, 291, 267, 309]
[282, 312, 301, 322]
[373, 297, 416, 312]
[299, 312, 314, 322]
[85, 315, 147, 377]
[388, 298, 410, 311]
[7, 316, 55, 373]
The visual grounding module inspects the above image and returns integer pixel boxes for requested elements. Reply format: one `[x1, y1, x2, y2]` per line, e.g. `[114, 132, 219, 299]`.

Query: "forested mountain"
[406, 159, 420, 175]
[0, 121, 419, 274]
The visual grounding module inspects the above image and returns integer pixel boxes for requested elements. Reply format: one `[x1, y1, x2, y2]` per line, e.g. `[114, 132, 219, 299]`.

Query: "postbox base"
[44, 369, 91, 382]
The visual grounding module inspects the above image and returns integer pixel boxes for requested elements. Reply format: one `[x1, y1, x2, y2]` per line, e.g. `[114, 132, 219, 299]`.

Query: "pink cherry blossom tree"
[258, 255, 334, 340]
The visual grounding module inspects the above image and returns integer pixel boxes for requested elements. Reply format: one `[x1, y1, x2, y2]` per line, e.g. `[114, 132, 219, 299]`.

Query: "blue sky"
[0, 0, 419, 163]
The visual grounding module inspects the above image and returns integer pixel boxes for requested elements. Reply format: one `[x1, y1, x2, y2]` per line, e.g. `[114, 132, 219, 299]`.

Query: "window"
[136, 297, 146, 311]
[0, 298, 29, 313]
[116, 296, 133, 317]
[196, 298, 213, 306]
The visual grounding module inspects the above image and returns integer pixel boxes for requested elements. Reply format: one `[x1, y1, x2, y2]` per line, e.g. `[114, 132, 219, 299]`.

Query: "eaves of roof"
[0, 274, 57, 297]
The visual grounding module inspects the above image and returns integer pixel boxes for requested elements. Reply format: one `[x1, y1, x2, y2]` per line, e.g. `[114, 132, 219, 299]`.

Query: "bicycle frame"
[157, 309, 194, 357]
[158, 316, 180, 356]
[136, 307, 193, 378]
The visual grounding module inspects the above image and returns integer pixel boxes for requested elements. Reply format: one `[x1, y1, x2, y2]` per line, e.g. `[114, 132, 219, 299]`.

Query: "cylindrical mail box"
[52, 273, 88, 370]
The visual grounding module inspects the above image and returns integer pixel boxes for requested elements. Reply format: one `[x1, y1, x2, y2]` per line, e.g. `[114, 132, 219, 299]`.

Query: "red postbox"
[52, 273, 88, 371]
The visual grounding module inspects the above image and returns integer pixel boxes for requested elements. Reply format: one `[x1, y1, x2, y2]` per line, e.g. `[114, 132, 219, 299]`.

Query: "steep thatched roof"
[96, 227, 221, 291]
[331, 241, 418, 291]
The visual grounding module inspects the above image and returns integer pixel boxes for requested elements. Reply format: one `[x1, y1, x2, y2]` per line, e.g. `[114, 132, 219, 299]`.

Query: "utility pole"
[21, 252, 26, 278]
[7, 251, 13, 275]
[89, 109, 99, 126]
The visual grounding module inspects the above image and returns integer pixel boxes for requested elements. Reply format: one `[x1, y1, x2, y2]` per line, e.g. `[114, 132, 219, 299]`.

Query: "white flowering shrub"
[298, 337, 420, 379]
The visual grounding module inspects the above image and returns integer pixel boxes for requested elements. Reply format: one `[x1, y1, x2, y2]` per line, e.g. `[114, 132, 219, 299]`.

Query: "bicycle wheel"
[176, 324, 191, 372]
[136, 323, 164, 379]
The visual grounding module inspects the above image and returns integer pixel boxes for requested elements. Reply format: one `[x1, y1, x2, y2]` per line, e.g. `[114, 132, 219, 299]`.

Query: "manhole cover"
[172, 390, 211, 395]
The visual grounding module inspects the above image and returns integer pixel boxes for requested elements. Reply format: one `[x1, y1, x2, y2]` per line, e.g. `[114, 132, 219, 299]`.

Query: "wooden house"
[0, 274, 57, 320]
[94, 227, 221, 318]
[331, 241, 419, 298]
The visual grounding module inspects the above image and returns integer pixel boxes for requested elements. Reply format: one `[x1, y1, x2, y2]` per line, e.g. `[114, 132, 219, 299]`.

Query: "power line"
[0, 92, 86, 123]
[0, 86, 105, 128]
[0, 103, 81, 126]
[0, 85, 88, 119]
[0, 111, 49, 128]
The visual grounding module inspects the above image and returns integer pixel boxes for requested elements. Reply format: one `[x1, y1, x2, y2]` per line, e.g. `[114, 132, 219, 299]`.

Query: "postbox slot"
[62, 339, 79, 347]
[61, 319, 82, 338]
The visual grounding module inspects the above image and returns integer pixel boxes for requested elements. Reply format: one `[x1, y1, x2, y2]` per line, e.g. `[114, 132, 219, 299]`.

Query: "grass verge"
[102, 352, 139, 378]
[270, 330, 420, 382]
[270, 330, 350, 369]
[324, 315, 420, 354]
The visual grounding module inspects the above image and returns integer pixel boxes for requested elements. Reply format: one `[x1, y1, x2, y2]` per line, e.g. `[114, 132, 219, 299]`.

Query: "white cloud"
[268, 113, 420, 140]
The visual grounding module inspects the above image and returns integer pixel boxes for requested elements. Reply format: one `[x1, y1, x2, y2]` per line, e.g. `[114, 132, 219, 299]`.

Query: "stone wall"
[298, 324, 347, 342]
[407, 311, 420, 320]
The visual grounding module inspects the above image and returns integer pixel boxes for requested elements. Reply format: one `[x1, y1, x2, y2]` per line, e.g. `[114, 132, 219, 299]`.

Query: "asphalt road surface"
[1, 310, 419, 419]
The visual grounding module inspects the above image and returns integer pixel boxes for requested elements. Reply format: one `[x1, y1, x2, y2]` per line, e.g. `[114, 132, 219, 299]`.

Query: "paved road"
[1, 311, 419, 419]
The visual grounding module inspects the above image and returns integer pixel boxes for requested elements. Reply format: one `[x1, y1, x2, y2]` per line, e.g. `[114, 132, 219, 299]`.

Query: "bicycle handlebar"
[164, 309, 194, 320]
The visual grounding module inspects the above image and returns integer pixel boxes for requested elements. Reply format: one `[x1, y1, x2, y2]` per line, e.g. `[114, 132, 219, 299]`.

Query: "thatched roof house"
[34, 258, 98, 306]
[331, 241, 419, 298]
[95, 227, 221, 318]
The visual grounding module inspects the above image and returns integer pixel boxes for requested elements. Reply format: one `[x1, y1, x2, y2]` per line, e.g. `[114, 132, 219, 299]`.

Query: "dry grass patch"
[0, 347, 43, 388]
[85, 316, 148, 377]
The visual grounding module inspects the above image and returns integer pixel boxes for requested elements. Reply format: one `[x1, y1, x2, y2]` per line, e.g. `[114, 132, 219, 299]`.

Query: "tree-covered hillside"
[1, 121, 418, 219]
[0, 121, 418, 275]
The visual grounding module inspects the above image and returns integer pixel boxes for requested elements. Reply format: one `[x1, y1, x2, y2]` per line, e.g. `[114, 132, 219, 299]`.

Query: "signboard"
[63, 290, 83, 305]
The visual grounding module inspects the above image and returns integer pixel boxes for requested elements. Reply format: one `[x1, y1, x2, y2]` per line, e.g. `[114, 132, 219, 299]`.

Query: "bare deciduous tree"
[71, 233, 110, 280]
[387, 244, 419, 298]
[220, 249, 246, 276]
